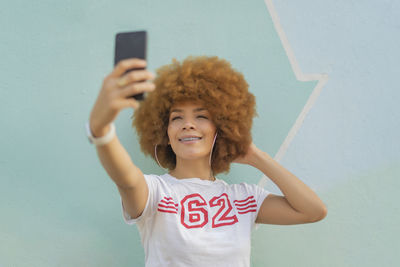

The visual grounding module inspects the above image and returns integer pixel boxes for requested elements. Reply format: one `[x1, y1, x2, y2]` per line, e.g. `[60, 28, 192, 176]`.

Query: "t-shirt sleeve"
[120, 174, 158, 225]
[244, 183, 271, 230]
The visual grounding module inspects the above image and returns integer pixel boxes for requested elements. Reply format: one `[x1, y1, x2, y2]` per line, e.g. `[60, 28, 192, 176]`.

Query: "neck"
[169, 157, 214, 181]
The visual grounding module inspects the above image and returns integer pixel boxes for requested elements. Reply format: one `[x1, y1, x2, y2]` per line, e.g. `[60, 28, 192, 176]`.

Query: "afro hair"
[132, 55, 257, 175]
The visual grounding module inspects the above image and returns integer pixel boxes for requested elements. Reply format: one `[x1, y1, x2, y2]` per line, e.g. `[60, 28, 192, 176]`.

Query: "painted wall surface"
[0, 0, 398, 266]
[256, 1, 399, 266]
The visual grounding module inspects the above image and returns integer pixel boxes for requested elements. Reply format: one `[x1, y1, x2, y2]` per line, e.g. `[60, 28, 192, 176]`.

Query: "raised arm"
[234, 142, 327, 225]
[89, 58, 155, 219]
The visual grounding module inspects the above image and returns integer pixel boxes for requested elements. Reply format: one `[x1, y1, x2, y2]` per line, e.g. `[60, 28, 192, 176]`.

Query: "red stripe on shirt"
[158, 204, 178, 211]
[157, 208, 177, 214]
[238, 209, 257, 214]
[233, 196, 255, 203]
[160, 199, 178, 206]
[236, 204, 257, 211]
[234, 199, 256, 207]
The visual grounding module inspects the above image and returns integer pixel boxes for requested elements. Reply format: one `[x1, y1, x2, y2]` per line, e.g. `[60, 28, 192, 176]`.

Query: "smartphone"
[114, 30, 147, 100]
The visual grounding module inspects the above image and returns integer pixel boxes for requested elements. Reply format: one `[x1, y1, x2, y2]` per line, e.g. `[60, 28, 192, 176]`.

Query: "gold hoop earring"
[209, 132, 218, 167]
[154, 144, 166, 169]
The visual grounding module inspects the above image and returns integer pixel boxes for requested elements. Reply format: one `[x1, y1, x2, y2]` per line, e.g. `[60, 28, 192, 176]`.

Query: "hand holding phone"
[114, 31, 148, 100]
[89, 31, 153, 137]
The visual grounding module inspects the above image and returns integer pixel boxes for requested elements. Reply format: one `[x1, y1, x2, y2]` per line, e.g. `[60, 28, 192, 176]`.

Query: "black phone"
[114, 30, 147, 100]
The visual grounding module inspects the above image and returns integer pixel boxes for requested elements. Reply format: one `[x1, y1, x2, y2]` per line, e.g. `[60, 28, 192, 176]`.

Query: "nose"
[182, 118, 196, 130]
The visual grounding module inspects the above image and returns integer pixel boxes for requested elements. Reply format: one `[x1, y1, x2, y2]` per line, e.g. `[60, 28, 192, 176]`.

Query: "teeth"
[181, 137, 201, 141]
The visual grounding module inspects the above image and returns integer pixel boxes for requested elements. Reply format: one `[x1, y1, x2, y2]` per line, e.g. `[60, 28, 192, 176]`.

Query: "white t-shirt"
[121, 173, 270, 267]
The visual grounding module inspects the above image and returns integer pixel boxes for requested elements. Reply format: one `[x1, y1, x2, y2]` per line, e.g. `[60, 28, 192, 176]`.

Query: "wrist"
[85, 122, 116, 146]
[249, 148, 273, 168]
[91, 124, 110, 138]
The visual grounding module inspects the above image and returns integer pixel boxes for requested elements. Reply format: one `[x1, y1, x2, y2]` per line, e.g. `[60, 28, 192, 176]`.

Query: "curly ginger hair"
[132, 56, 257, 175]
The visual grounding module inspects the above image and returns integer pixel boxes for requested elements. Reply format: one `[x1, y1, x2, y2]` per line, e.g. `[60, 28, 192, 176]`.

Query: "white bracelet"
[85, 122, 116, 146]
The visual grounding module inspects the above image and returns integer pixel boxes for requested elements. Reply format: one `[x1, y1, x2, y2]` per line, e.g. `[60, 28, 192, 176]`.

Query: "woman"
[87, 56, 327, 266]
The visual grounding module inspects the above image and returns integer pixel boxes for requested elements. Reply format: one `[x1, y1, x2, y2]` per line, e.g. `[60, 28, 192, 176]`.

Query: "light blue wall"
[0, 0, 398, 266]
[255, 1, 399, 266]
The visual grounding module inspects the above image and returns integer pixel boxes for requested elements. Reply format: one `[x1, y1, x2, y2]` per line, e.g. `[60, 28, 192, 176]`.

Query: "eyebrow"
[170, 108, 207, 113]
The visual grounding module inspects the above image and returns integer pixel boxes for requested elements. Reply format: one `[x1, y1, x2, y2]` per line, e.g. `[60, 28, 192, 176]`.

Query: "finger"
[117, 70, 155, 87]
[114, 98, 140, 110]
[109, 58, 147, 78]
[119, 82, 155, 98]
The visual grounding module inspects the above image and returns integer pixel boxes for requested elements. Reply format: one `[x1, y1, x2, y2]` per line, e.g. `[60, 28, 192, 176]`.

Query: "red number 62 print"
[180, 193, 238, 229]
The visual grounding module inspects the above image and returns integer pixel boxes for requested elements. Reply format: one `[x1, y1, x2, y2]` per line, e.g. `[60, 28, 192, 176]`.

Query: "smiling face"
[167, 101, 217, 162]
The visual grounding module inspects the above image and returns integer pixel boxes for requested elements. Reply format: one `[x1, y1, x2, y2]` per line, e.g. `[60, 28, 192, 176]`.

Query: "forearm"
[91, 124, 139, 189]
[250, 148, 327, 219]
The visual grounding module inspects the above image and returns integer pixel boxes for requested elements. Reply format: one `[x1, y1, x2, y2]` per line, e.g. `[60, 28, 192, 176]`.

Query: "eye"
[197, 115, 208, 119]
[171, 116, 182, 121]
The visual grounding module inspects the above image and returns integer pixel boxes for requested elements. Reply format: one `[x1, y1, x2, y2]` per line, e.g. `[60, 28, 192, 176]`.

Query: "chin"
[176, 151, 209, 160]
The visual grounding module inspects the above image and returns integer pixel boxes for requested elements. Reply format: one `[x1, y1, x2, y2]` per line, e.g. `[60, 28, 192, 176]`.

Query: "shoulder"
[221, 181, 270, 202]
[142, 173, 182, 191]
[225, 181, 264, 193]
[143, 173, 169, 183]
